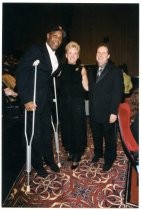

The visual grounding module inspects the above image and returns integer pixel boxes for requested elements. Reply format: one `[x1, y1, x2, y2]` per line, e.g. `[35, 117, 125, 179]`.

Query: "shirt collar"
[46, 42, 55, 55]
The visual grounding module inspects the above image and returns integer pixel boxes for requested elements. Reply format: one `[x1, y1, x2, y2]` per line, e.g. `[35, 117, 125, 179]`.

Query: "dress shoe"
[67, 154, 73, 161]
[71, 162, 79, 170]
[102, 163, 113, 171]
[44, 159, 60, 172]
[49, 162, 60, 172]
[92, 155, 102, 163]
[36, 167, 48, 178]
[72, 154, 81, 162]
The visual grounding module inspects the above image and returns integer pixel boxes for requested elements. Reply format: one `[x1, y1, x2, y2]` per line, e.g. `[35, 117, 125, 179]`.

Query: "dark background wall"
[2, 3, 139, 76]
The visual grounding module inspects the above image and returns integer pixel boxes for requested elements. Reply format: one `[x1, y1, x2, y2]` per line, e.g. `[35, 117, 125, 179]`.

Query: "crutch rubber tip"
[26, 185, 30, 192]
[58, 162, 61, 168]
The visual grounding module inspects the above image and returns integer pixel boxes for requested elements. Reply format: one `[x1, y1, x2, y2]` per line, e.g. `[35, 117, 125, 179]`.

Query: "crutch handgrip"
[33, 59, 40, 66]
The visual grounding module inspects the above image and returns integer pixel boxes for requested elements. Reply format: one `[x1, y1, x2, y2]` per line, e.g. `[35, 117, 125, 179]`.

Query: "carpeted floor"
[3, 124, 135, 208]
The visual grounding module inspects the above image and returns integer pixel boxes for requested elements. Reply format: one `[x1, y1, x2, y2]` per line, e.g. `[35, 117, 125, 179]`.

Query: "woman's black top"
[58, 63, 85, 99]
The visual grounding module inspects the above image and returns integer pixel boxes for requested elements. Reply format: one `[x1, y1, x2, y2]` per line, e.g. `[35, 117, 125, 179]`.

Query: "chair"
[118, 102, 139, 207]
[118, 103, 139, 172]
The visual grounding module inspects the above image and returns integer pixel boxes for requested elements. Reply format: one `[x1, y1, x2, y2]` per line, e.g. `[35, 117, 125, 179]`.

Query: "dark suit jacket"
[87, 63, 124, 123]
[16, 43, 54, 112]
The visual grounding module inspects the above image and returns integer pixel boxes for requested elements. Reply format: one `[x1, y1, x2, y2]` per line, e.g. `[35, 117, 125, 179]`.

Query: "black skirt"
[59, 98, 87, 155]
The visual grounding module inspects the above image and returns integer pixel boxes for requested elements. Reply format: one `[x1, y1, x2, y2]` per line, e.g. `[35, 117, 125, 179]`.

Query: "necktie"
[97, 67, 103, 78]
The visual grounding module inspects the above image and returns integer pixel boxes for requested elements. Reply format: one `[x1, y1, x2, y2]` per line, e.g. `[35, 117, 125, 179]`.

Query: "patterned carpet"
[3, 124, 131, 208]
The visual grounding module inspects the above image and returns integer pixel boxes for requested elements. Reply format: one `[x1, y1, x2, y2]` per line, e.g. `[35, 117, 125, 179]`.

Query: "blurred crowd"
[2, 55, 22, 119]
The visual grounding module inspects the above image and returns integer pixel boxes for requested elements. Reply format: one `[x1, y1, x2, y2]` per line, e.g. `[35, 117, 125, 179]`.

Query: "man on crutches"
[16, 24, 66, 181]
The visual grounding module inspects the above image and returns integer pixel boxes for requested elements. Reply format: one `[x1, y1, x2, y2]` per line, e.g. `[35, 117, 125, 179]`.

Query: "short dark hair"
[97, 43, 110, 54]
[46, 24, 66, 38]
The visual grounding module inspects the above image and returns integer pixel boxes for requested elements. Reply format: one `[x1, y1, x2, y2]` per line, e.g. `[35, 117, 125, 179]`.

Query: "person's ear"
[47, 33, 49, 39]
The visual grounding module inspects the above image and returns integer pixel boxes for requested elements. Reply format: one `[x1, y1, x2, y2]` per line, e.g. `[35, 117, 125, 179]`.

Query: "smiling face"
[47, 30, 63, 51]
[96, 46, 110, 67]
[66, 47, 79, 64]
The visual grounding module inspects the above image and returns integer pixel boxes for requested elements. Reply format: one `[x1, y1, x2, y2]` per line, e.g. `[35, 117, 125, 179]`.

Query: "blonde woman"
[58, 41, 87, 169]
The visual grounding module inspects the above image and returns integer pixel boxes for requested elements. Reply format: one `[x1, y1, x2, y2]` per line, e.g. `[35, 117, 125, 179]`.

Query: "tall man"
[85, 43, 124, 171]
[16, 25, 66, 178]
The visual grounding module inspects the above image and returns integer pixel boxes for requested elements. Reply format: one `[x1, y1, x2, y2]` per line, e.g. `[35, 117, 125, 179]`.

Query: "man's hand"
[109, 114, 117, 123]
[24, 101, 37, 111]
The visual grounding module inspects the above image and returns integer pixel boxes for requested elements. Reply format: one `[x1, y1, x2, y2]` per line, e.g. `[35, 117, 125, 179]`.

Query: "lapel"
[40, 43, 53, 74]
[96, 64, 110, 84]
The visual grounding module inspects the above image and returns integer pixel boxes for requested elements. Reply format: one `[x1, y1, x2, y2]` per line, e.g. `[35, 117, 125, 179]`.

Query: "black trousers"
[25, 107, 54, 170]
[90, 119, 117, 164]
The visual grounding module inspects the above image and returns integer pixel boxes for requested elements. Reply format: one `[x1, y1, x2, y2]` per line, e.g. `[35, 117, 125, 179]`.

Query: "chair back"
[118, 103, 138, 171]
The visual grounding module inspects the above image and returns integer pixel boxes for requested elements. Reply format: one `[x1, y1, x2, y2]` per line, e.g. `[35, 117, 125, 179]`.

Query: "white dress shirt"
[46, 42, 59, 73]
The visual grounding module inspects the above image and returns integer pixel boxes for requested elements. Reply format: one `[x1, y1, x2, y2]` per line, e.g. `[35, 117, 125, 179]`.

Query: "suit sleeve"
[16, 45, 39, 104]
[110, 68, 124, 115]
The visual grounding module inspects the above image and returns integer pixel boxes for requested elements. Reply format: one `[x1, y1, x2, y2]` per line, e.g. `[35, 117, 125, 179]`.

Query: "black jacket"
[87, 63, 124, 123]
[16, 43, 54, 112]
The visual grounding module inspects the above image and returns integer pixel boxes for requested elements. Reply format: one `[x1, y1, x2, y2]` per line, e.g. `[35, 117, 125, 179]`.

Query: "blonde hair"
[2, 73, 16, 89]
[65, 41, 80, 54]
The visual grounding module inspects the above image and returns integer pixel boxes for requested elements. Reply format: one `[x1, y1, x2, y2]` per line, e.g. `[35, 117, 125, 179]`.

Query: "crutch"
[24, 60, 40, 192]
[51, 77, 61, 168]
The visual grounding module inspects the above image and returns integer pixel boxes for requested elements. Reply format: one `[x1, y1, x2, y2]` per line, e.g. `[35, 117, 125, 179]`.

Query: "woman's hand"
[81, 67, 89, 91]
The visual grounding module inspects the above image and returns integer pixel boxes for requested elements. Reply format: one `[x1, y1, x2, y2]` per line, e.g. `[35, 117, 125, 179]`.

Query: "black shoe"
[92, 155, 102, 163]
[49, 162, 60, 172]
[71, 162, 79, 170]
[36, 167, 48, 178]
[44, 159, 60, 172]
[102, 163, 113, 171]
[67, 154, 73, 161]
[72, 154, 81, 162]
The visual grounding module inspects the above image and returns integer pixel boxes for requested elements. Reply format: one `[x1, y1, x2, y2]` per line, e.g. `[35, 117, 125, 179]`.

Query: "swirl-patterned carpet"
[3, 125, 132, 208]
